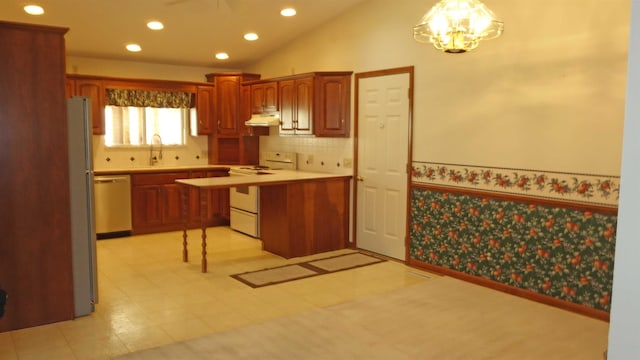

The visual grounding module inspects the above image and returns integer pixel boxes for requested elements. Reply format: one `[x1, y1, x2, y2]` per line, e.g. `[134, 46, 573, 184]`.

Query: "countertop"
[176, 170, 352, 189]
[94, 165, 231, 175]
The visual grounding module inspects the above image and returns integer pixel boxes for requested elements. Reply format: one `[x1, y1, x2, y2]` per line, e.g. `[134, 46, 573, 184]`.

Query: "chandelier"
[413, 0, 504, 53]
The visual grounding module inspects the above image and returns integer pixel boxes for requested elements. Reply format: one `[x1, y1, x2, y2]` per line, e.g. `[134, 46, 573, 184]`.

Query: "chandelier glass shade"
[413, 0, 503, 53]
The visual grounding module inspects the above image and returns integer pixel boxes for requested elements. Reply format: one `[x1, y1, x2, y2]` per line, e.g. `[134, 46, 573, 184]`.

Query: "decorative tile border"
[412, 162, 620, 207]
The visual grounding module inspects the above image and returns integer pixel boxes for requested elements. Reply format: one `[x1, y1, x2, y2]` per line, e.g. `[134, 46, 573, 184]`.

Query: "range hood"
[245, 113, 280, 127]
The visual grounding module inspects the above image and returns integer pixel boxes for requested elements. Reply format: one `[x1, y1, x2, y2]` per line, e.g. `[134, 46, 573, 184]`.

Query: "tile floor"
[0, 227, 431, 359]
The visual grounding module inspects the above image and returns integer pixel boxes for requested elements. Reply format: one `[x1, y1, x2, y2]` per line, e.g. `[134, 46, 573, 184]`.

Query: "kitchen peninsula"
[177, 170, 352, 272]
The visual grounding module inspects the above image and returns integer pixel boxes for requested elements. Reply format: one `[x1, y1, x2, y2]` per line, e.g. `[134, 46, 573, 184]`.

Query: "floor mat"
[231, 252, 386, 288]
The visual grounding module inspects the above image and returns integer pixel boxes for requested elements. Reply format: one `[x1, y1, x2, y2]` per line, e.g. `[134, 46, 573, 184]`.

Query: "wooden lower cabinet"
[260, 177, 350, 258]
[131, 170, 229, 234]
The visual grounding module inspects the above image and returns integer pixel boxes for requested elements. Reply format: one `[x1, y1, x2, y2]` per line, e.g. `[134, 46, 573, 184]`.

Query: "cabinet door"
[251, 82, 278, 114]
[75, 79, 105, 135]
[132, 185, 164, 230]
[196, 86, 215, 135]
[216, 75, 240, 135]
[263, 82, 278, 113]
[240, 84, 252, 135]
[314, 75, 351, 137]
[278, 80, 296, 134]
[219, 189, 230, 221]
[251, 83, 265, 114]
[163, 183, 184, 225]
[207, 171, 230, 222]
[294, 77, 314, 135]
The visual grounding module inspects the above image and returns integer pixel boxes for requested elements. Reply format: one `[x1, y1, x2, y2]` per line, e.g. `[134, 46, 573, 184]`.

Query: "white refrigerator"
[67, 96, 98, 317]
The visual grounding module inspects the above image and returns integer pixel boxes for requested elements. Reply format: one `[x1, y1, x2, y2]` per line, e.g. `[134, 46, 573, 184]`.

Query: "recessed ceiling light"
[24, 5, 44, 15]
[126, 44, 142, 52]
[147, 21, 164, 30]
[244, 33, 259, 41]
[280, 8, 296, 17]
[215, 52, 229, 60]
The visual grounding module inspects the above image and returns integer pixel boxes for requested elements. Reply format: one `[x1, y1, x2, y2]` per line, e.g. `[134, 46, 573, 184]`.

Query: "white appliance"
[244, 113, 280, 127]
[229, 152, 298, 238]
[67, 97, 98, 317]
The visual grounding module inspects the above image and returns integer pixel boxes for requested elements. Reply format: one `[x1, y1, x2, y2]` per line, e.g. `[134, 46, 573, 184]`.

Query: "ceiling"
[0, 0, 368, 68]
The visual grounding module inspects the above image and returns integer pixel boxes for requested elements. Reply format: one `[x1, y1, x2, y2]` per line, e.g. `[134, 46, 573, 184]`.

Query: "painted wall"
[245, 0, 630, 314]
[247, 0, 630, 176]
[66, 55, 232, 82]
[608, 0, 640, 356]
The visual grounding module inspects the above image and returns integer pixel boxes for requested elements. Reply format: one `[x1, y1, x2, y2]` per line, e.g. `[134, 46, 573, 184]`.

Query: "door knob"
[357, 176, 364, 182]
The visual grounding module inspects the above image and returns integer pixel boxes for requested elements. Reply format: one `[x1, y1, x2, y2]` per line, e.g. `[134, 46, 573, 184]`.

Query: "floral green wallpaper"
[410, 187, 616, 312]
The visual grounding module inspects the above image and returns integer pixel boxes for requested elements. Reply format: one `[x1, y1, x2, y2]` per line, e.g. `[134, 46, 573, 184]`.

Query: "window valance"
[105, 88, 194, 108]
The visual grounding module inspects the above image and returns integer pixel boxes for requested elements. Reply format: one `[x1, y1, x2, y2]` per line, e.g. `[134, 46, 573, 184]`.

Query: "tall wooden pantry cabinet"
[0, 21, 75, 332]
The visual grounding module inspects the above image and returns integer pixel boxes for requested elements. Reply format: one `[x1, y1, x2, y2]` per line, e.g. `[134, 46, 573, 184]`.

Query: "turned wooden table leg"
[182, 184, 189, 262]
[200, 187, 208, 273]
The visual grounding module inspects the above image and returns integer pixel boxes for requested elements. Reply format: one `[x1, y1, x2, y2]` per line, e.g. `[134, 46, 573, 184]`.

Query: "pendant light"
[413, 0, 503, 53]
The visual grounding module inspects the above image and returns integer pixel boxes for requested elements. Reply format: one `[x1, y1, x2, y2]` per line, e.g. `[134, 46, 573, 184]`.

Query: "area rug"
[231, 252, 386, 288]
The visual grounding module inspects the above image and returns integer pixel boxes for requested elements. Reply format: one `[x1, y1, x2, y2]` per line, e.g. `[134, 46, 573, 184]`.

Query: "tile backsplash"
[92, 134, 209, 170]
[260, 135, 353, 175]
[93, 131, 354, 174]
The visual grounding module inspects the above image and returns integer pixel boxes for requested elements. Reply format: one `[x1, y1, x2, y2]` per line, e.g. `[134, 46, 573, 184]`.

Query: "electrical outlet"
[343, 158, 353, 168]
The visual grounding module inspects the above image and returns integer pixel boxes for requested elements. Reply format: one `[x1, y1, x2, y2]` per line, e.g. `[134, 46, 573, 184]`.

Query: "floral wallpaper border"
[412, 162, 620, 207]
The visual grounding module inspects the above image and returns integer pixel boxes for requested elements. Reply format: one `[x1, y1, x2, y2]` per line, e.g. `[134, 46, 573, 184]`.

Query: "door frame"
[353, 66, 415, 262]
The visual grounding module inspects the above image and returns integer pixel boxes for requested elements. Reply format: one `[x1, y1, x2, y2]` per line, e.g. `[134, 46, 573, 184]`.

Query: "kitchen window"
[103, 88, 194, 147]
[104, 106, 187, 146]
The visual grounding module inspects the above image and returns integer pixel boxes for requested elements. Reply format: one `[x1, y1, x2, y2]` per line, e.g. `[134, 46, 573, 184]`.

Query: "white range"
[228, 151, 298, 237]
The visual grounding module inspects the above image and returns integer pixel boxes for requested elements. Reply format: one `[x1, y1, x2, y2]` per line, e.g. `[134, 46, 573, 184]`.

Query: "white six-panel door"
[356, 72, 410, 260]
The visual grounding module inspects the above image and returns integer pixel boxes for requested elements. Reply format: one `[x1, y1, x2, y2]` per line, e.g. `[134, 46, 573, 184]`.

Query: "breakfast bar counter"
[176, 169, 351, 188]
[176, 171, 352, 272]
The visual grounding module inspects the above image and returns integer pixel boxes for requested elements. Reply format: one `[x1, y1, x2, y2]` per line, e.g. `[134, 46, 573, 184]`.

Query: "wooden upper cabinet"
[251, 82, 278, 114]
[279, 77, 313, 135]
[278, 80, 295, 133]
[240, 84, 269, 136]
[294, 77, 313, 134]
[314, 74, 351, 137]
[196, 85, 215, 135]
[205, 72, 260, 137]
[215, 75, 240, 135]
[277, 72, 351, 137]
[68, 77, 105, 135]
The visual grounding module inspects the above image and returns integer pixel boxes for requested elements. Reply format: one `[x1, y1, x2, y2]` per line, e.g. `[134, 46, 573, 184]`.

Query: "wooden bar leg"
[200, 187, 208, 273]
[201, 225, 207, 273]
[182, 185, 188, 262]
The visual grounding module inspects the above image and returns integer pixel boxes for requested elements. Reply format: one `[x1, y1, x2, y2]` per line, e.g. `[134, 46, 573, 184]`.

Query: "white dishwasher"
[94, 175, 132, 239]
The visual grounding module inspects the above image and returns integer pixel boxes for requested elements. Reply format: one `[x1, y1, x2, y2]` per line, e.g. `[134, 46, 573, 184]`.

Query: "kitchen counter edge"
[94, 165, 231, 175]
[176, 170, 352, 189]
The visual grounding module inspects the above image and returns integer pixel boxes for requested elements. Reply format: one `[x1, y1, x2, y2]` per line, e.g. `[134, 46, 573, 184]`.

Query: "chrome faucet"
[150, 133, 163, 165]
